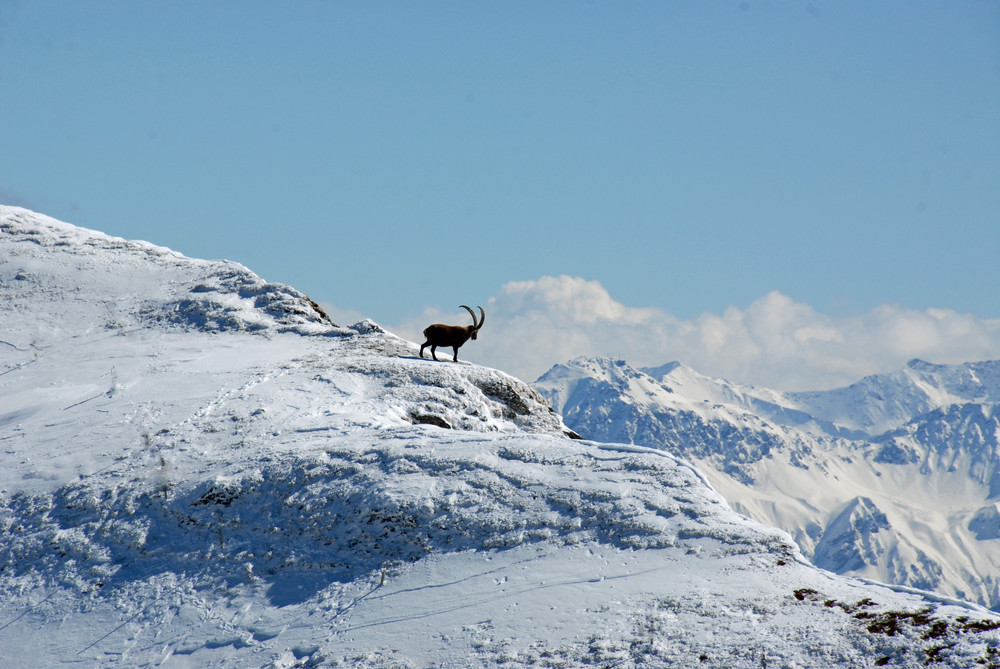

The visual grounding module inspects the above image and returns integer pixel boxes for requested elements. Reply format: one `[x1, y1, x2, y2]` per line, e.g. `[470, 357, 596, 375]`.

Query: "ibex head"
[462, 305, 485, 340]
[420, 305, 485, 362]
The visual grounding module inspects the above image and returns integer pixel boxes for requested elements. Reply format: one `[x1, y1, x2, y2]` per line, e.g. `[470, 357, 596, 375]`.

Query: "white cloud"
[384, 276, 1000, 391]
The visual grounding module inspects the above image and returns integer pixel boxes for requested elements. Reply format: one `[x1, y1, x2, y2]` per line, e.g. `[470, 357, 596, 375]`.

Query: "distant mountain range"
[536, 356, 1000, 611]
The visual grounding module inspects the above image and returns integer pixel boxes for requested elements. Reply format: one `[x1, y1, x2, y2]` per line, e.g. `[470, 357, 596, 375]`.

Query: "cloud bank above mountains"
[376, 276, 1000, 391]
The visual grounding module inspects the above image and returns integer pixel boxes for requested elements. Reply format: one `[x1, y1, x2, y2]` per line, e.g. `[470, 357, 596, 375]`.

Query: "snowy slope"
[536, 356, 1000, 613]
[3, 206, 1000, 668]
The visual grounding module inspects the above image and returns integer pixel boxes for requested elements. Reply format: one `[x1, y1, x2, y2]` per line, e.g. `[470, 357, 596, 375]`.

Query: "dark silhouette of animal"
[420, 305, 485, 362]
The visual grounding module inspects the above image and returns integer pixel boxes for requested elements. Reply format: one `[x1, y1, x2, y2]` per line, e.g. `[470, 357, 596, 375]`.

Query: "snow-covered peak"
[1, 206, 572, 485]
[787, 358, 1000, 435]
[903, 358, 1000, 404]
[642, 359, 794, 412]
[4, 207, 1000, 667]
[541, 353, 1000, 442]
[1, 205, 340, 345]
[537, 352, 1000, 612]
[536, 356, 814, 439]
[537, 356, 720, 410]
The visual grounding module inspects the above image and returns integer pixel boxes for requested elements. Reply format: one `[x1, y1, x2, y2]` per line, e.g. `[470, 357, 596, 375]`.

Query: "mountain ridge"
[3, 205, 1000, 667]
[535, 355, 1000, 612]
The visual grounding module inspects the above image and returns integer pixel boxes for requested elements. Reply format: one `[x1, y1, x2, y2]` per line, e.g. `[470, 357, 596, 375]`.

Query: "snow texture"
[2, 205, 1000, 668]
[536, 356, 1000, 613]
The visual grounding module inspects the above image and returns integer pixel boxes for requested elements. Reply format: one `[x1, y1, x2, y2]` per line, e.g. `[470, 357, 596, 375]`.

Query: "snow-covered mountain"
[3, 206, 1000, 668]
[535, 356, 1000, 614]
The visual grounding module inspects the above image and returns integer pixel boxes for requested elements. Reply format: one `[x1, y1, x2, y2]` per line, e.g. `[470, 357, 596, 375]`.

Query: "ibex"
[420, 305, 485, 362]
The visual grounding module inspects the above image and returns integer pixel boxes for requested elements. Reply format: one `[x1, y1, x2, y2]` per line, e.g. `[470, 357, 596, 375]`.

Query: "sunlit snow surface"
[536, 356, 1000, 613]
[2, 206, 999, 667]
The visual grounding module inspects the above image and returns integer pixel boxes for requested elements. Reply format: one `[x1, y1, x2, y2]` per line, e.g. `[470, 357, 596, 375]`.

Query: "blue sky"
[2, 2, 999, 387]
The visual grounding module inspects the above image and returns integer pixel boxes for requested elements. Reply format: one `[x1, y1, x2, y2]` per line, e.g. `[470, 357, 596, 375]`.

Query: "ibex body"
[420, 305, 485, 362]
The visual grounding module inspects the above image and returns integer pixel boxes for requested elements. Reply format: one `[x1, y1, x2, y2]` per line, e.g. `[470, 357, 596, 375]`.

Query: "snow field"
[3, 205, 1000, 667]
